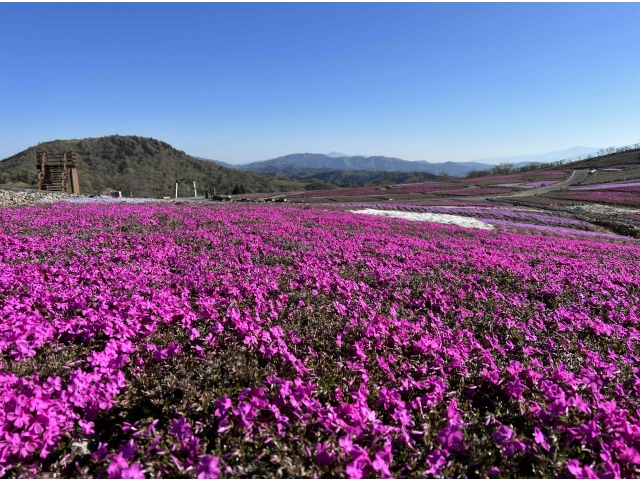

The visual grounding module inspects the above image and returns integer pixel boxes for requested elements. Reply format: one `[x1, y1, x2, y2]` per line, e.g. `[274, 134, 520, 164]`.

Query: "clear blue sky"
[1, 3, 639, 164]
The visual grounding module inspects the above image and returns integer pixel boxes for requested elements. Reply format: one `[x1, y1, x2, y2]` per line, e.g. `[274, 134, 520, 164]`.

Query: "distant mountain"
[193, 156, 238, 169]
[327, 151, 371, 158]
[471, 146, 600, 166]
[237, 153, 491, 177]
[0, 135, 304, 196]
[236, 146, 602, 177]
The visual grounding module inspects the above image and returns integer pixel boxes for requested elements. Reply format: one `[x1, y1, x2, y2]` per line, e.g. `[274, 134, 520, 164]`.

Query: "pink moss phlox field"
[289, 183, 459, 199]
[1, 203, 640, 478]
[477, 219, 626, 239]
[346, 205, 593, 230]
[570, 182, 640, 191]
[546, 191, 640, 208]
[432, 188, 512, 196]
[495, 181, 558, 189]
[459, 171, 568, 184]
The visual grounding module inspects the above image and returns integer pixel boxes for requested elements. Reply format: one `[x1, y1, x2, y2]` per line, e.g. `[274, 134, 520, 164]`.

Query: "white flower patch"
[349, 208, 494, 230]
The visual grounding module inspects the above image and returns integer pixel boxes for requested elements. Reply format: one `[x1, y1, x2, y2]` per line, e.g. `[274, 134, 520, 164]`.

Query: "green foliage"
[304, 179, 338, 191]
[0, 135, 303, 196]
[231, 183, 246, 195]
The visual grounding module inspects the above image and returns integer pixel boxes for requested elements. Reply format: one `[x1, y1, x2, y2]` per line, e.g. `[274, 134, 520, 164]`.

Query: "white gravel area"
[0, 189, 163, 207]
[349, 208, 494, 230]
[38, 195, 160, 204]
[0, 189, 75, 207]
[571, 204, 640, 216]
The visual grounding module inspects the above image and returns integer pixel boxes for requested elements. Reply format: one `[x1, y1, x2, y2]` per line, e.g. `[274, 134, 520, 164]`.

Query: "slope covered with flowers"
[1, 203, 639, 478]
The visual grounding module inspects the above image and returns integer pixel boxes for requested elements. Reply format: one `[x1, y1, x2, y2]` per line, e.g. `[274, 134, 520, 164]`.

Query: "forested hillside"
[266, 168, 438, 186]
[0, 135, 303, 196]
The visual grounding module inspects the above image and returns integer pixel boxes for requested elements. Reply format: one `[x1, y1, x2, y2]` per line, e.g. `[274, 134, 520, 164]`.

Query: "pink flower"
[618, 447, 640, 465]
[169, 417, 193, 441]
[533, 427, 549, 451]
[121, 463, 145, 479]
[492, 425, 514, 444]
[197, 455, 220, 479]
[566, 459, 584, 478]
[79, 419, 95, 435]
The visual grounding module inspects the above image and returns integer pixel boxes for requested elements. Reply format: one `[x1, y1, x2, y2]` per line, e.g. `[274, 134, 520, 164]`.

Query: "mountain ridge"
[228, 146, 601, 176]
[236, 153, 488, 177]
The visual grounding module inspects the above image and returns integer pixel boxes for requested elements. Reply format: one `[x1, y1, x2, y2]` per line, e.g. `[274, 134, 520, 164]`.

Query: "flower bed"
[569, 181, 640, 191]
[433, 188, 512, 196]
[576, 167, 640, 186]
[479, 219, 625, 239]
[346, 205, 593, 230]
[1, 203, 640, 478]
[494, 181, 559, 189]
[288, 183, 459, 199]
[460, 171, 568, 185]
[544, 191, 640, 208]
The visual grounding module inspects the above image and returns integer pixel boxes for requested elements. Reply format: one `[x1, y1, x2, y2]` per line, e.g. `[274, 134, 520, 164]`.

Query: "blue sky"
[1, 3, 639, 164]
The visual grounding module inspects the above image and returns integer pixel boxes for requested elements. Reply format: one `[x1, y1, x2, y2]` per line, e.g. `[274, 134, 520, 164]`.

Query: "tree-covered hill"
[264, 168, 439, 186]
[0, 135, 304, 196]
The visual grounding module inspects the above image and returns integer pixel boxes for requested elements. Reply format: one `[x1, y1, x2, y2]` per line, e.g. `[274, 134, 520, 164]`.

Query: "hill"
[236, 153, 494, 177]
[265, 168, 438, 186]
[0, 136, 304, 196]
[563, 147, 640, 169]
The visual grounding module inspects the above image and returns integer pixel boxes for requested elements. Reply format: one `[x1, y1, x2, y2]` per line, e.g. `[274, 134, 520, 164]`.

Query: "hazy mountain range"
[468, 146, 600, 167]
[234, 154, 487, 177]
[200, 146, 600, 177]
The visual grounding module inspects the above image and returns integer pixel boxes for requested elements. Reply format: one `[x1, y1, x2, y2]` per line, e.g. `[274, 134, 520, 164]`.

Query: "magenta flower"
[197, 455, 220, 479]
[533, 427, 550, 451]
[492, 425, 514, 444]
[169, 417, 193, 441]
[0, 202, 639, 477]
[120, 463, 145, 479]
[567, 459, 584, 478]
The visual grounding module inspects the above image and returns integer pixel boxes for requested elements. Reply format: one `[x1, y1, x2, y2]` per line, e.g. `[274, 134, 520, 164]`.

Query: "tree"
[490, 163, 514, 176]
[466, 170, 490, 179]
[116, 173, 151, 197]
[231, 183, 246, 195]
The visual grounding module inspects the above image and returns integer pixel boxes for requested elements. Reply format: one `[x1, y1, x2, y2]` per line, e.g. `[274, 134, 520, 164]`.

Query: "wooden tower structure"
[36, 151, 80, 193]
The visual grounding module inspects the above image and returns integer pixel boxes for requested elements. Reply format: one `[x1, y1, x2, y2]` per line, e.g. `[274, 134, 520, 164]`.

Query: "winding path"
[501, 169, 589, 198]
[450, 169, 590, 202]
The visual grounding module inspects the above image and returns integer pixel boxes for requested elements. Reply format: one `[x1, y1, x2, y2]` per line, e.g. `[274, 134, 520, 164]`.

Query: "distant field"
[561, 149, 640, 169]
[459, 171, 568, 185]
[543, 190, 640, 208]
[576, 166, 640, 186]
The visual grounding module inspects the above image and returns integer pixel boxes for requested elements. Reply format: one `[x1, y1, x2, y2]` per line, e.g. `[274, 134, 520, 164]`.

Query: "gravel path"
[0, 189, 163, 207]
[0, 189, 78, 207]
